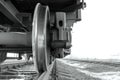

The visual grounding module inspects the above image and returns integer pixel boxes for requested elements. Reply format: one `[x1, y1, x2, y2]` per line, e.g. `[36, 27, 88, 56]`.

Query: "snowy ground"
[59, 59, 120, 80]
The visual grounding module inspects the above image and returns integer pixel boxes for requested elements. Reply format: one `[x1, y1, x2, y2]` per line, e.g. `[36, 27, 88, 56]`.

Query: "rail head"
[38, 60, 56, 80]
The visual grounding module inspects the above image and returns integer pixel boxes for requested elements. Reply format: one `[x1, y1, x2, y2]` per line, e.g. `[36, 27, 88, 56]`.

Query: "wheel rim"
[32, 3, 50, 73]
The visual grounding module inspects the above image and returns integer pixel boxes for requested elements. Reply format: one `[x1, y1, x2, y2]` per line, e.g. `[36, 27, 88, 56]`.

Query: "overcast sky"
[71, 0, 120, 59]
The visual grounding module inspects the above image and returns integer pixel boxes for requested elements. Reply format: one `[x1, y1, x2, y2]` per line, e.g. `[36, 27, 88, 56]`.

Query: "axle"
[0, 32, 31, 46]
[0, 32, 71, 49]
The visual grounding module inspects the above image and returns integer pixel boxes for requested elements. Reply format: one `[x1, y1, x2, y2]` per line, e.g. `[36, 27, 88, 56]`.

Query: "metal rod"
[0, 47, 32, 52]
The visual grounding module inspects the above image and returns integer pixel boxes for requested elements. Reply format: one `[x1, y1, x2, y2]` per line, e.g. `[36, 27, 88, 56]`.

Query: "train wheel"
[32, 3, 50, 74]
[0, 52, 7, 63]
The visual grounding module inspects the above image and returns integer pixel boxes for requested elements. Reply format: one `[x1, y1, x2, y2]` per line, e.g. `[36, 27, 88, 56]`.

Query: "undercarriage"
[0, 0, 86, 74]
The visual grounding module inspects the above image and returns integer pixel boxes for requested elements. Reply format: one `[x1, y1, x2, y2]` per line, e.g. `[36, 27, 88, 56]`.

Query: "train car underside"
[0, 0, 86, 74]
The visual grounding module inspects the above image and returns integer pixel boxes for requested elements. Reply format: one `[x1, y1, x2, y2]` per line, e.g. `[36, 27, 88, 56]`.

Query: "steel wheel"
[32, 3, 50, 73]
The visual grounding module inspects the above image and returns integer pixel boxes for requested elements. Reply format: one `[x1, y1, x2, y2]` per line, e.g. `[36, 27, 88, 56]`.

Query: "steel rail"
[38, 60, 56, 80]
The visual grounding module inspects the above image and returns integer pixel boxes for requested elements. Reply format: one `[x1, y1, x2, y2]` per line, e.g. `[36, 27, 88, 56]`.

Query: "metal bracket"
[56, 12, 66, 40]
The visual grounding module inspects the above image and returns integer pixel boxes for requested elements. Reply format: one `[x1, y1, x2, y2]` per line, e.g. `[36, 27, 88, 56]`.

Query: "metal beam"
[0, 32, 32, 46]
[0, 0, 27, 28]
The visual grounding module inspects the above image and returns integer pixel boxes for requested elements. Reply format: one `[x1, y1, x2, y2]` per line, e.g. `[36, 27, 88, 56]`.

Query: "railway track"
[0, 60, 33, 71]
[38, 60, 56, 80]
[0, 59, 74, 80]
[0, 59, 39, 80]
[1, 58, 120, 80]
[0, 59, 56, 80]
